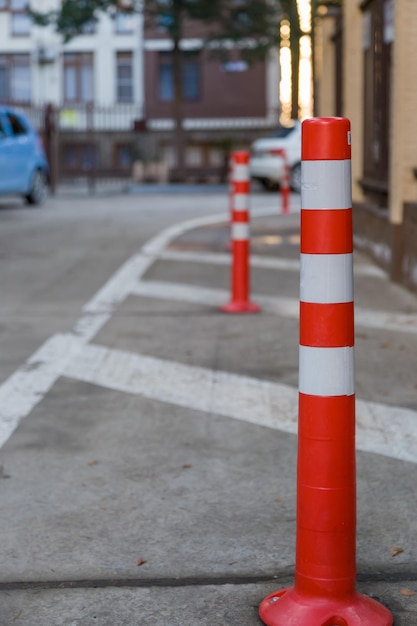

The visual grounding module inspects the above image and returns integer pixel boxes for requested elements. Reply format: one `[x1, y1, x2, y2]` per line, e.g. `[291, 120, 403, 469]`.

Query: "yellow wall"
[343, 1, 364, 203]
[389, 0, 417, 224]
[313, 16, 336, 116]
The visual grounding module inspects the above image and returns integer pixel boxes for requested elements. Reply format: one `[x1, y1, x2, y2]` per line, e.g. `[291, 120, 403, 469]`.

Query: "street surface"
[0, 188, 416, 625]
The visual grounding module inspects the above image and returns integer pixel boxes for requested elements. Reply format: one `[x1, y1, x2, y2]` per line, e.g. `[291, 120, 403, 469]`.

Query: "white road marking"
[0, 202, 415, 467]
[0, 334, 85, 448]
[63, 341, 417, 464]
[131, 280, 417, 335]
[141, 206, 285, 257]
[131, 280, 300, 316]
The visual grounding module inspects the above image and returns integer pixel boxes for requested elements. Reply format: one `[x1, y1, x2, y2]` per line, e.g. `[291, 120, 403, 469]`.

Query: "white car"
[250, 120, 302, 193]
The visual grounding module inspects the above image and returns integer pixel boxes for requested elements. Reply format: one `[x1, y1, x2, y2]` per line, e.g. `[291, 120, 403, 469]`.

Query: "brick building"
[0, 1, 280, 183]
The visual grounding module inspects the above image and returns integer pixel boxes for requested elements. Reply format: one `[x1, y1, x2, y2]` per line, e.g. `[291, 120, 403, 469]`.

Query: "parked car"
[250, 120, 302, 193]
[0, 106, 49, 205]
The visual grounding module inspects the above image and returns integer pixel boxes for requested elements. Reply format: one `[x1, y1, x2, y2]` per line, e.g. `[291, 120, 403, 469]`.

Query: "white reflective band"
[299, 346, 355, 396]
[232, 223, 249, 241]
[233, 193, 249, 211]
[300, 253, 353, 303]
[233, 163, 249, 182]
[301, 160, 352, 209]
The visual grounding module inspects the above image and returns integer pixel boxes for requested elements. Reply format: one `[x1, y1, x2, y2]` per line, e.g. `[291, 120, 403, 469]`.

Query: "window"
[155, 0, 173, 29]
[80, 21, 96, 35]
[9, 0, 31, 35]
[116, 52, 133, 103]
[361, 0, 391, 197]
[10, 0, 27, 9]
[115, 11, 135, 33]
[115, 143, 132, 169]
[11, 12, 31, 35]
[158, 51, 200, 102]
[0, 54, 31, 102]
[159, 54, 173, 101]
[6, 111, 28, 135]
[63, 143, 98, 171]
[63, 53, 93, 102]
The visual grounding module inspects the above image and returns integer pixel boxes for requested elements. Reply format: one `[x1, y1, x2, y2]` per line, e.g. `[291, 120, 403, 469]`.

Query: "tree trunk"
[289, 0, 300, 121]
[172, 0, 186, 181]
[290, 31, 300, 120]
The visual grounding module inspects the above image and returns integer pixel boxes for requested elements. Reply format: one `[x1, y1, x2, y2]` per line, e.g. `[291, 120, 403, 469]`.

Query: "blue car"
[0, 106, 49, 205]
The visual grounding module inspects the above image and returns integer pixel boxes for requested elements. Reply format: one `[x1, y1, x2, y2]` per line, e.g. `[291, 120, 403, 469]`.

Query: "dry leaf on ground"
[400, 588, 416, 597]
[390, 547, 404, 557]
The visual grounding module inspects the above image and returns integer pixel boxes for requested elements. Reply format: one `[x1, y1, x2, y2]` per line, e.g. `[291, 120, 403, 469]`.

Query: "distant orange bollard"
[272, 149, 290, 214]
[259, 118, 393, 625]
[221, 151, 260, 314]
[228, 154, 234, 223]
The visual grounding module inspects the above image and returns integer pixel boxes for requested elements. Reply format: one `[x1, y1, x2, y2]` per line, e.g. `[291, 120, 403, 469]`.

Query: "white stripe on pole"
[301, 160, 352, 210]
[299, 345, 355, 396]
[232, 223, 250, 241]
[233, 163, 250, 182]
[300, 253, 353, 304]
[233, 193, 249, 211]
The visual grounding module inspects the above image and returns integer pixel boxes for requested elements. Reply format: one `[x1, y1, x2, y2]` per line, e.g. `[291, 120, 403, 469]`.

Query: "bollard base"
[259, 587, 393, 626]
[220, 300, 261, 314]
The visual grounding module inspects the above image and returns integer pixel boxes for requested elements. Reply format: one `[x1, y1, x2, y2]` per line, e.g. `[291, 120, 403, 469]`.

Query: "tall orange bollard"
[221, 151, 260, 314]
[259, 118, 393, 626]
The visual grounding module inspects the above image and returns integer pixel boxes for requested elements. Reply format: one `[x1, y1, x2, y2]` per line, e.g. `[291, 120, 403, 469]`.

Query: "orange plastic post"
[259, 118, 393, 626]
[228, 154, 234, 223]
[221, 151, 261, 314]
[272, 149, 290, 214]
[281, 158, 290, 215]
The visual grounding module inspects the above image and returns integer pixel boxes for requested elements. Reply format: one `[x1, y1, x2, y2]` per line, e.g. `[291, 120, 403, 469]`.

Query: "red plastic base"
[259, 587, 393, 626]
[220, 300, 261, 314]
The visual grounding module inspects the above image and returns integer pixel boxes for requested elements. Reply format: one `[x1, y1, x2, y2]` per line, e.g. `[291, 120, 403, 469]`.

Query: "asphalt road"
[0, 187, 416, 625]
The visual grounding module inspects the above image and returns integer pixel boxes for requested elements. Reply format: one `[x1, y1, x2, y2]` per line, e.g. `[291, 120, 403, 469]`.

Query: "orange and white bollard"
[221, 151, 260, 314]
[272, 149, 290, 214]
[228, 154, 234, 223]
[259, 118, 393, 625]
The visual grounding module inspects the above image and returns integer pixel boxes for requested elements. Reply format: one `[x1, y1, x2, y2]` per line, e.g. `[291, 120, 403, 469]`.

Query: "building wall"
[0, 2, 279, 182]
[389, 0, 417, 225]
[313, 1, 417, 292]
[144, 48, 268, 121]
[313, 15, 336, 117]
[344, 0, 417, 291]
[0, 4, 144, 114]
[343, 1, 364, 204]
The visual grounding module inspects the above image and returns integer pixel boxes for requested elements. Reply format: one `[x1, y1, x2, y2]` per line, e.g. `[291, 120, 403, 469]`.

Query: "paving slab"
[2, 580, 417, 626]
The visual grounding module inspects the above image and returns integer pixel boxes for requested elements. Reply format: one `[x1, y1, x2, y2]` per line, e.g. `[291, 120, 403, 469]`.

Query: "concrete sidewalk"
[1, 198, 417, 625]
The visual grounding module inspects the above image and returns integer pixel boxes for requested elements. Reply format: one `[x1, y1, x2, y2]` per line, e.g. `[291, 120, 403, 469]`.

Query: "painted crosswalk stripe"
[63, 341, 417, 465]
[131, 280, 417, 335]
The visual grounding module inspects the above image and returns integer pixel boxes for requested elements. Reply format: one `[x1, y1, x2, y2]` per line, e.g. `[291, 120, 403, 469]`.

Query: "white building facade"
[0, 0, 144, 115]
[0, 1, 280, 182]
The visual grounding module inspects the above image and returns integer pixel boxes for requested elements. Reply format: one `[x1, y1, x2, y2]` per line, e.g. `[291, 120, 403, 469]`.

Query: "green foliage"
[31, 0, 288, 59]
[31, 0, 115, 42]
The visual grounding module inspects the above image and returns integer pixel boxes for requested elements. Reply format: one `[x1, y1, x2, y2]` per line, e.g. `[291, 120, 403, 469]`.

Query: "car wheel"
[260, 178, 279, 192]
[290, 162, 302, 194]
[25, 170, 47, 206]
